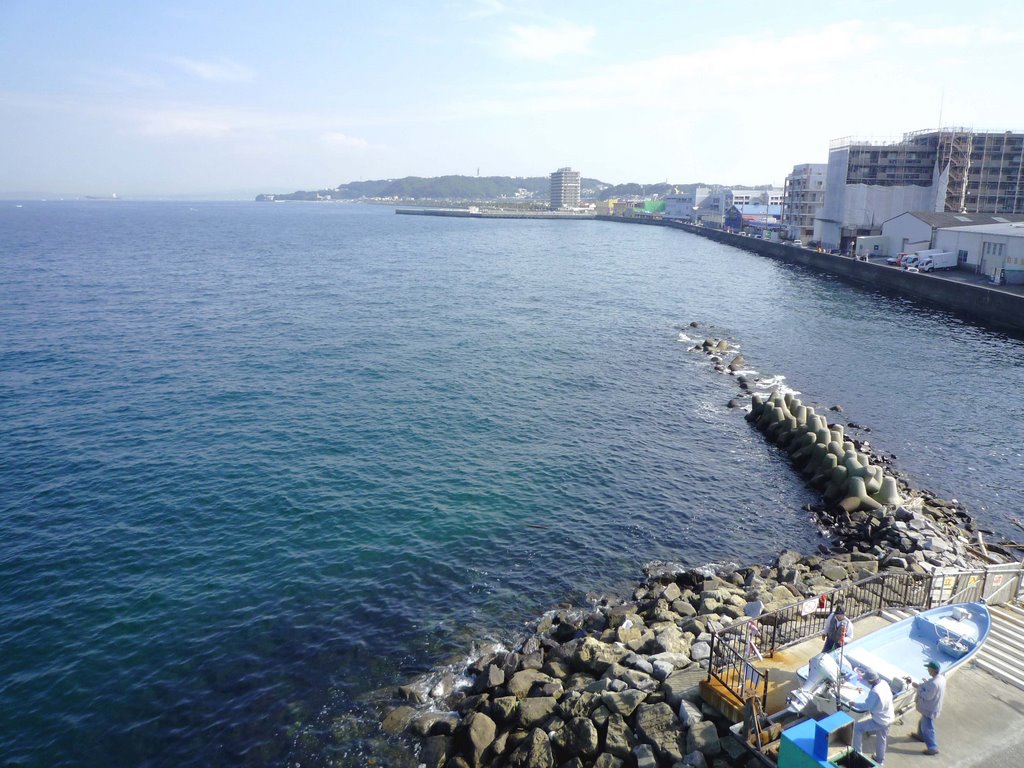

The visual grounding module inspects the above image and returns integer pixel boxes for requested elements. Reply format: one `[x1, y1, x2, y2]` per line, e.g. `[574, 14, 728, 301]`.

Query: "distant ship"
[84, 193, 121, 200]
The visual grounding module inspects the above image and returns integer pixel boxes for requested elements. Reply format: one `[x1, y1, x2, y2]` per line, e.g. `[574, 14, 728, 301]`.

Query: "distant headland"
[254, 175, 736, 204]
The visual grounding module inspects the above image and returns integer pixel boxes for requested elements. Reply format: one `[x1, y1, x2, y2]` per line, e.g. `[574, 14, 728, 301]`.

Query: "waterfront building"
[817, 128, 1024, 251]
[934, 221, 1024, 284]
[664, 187, 711, 219]
[782, 163, 827, 243]
[690, 188, 734, 227]
[880, 211, 1024, 257]
[731, 187, 784, 207]
[549, 167, 581, 210]
[724, 204, 781, 233]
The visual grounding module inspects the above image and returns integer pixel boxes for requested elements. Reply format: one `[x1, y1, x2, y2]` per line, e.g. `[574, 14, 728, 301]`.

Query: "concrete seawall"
[598, 215, 1024, 334]
[398, 208, 597, 220]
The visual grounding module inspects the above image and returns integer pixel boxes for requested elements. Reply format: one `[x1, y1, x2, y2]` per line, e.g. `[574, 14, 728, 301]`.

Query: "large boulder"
[508, 669, 556, 699]
[419, 734, 451, 768]
[686, 719, 721, 757]
[662, 667, 703, 709]
[689, 641, 711, 662]
[654, 625, 692, 656]
[549, 716, 599, 760]
[506, 727, 555, 768]
[410, 710, 460, 737]
[604, 713, 635, 759]
[380, 705, 417, 735]
[515, 697, 558, 729]
[633, 743, 658, 768]
[677, 699, 703, 727]
[458, 711, 496, 768]
[572, 637, 629, 673]
[634, 702, 687, 764]
[600, 688, 648, 717]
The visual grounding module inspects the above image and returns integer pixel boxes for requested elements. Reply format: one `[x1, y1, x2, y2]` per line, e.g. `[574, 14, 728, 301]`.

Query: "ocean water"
[1, 201, 1022, 767]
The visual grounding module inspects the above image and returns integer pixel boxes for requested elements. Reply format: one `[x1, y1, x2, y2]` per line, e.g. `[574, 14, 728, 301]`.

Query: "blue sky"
[2, 0, 1023, 198]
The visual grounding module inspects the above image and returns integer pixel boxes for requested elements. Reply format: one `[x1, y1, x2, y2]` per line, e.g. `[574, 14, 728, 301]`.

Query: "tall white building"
[782, 164, 827, 243]
[549, 167, 581, 210]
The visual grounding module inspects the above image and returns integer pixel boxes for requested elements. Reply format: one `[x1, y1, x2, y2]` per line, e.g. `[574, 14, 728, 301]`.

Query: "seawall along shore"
[596, 215, 1024, 336]
[397, 208, 597, 220]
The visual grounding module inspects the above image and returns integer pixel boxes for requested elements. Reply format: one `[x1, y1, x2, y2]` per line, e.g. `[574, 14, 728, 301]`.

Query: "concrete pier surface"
[880, 664, 1024, 768]
[755, 614, 1024, 767]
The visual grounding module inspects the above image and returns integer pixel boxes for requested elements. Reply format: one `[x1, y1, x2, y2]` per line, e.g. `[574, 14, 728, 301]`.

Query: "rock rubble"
[383, 331, 1012, 768]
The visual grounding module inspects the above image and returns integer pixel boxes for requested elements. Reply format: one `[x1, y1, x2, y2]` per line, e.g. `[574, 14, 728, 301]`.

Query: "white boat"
[732, 601, 991, 766]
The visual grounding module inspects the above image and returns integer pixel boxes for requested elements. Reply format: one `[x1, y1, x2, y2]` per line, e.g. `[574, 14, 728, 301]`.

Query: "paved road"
[864, 255, 1024, 297]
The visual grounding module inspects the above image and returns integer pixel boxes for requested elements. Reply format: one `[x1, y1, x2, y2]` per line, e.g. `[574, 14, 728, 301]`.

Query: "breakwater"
[596, 216, 1024, 335]
[397, 208, 597, 220]
[387, 325, 1016, 768]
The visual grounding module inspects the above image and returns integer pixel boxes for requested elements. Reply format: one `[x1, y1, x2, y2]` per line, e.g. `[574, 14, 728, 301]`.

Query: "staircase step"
[978, 643, 1023, 670]
[974, 658, 1024, 691]
[987, 626, 1024, 656]
[991, 607, 1024, 635]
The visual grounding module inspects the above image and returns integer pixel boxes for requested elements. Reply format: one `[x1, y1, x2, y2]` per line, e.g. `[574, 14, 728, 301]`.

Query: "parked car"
[886, 252, 909, 266]
[789, 240, 803, 247]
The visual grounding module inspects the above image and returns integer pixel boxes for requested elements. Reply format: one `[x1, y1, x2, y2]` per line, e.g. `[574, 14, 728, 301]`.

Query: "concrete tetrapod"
[839, 475, 883, 513]
[871, 476, 904, 506]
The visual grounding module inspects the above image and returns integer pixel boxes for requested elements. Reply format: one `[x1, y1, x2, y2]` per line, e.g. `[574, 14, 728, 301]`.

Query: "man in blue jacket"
[912, 660, 946, 756]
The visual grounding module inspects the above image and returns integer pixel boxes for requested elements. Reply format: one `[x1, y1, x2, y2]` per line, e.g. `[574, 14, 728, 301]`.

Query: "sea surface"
[2, 201, 1022, 767]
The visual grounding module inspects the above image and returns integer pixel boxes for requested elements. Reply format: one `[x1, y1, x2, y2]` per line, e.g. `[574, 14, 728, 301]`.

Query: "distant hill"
[256, 176, 708, 203]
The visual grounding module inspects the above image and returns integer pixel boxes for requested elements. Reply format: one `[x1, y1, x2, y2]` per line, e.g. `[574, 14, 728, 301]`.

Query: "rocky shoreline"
[380, 327, 1017, 768]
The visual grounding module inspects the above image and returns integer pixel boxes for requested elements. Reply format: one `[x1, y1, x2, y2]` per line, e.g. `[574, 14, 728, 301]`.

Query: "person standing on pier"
[912, 660, 946, 756]
[852, 668, 895, 766]
[821, 604, 853, 653]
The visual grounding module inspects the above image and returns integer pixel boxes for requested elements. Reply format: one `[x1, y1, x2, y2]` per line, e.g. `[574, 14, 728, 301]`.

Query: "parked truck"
[913, 248, 958, 272]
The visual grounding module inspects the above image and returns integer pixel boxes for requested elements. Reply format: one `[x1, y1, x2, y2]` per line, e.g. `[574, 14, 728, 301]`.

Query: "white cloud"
[130, 108, 236, 138]
[502, 23, 595, 60]
[463, 0, 506, 19]
[323, 131, 370, 148]
[166, 56, 254, 83]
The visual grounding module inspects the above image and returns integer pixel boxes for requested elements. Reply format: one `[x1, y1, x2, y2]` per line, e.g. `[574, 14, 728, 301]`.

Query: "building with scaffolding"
[549, 167, 581, 210]
[816, 128, 1024, 250]
[782, 163, 828, 243]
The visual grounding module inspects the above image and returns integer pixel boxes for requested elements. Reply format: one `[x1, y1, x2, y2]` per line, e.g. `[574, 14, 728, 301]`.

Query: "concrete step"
[975, 602, 1024, 691]
[987, 625, 1024, 656]
[977, 641, 1023, 669]
[991, 604, 1024, 634]
[974, 657, 1024, 691]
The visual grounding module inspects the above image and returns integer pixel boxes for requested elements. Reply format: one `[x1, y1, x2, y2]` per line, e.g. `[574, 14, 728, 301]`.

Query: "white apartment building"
[782, 163, 827, 243]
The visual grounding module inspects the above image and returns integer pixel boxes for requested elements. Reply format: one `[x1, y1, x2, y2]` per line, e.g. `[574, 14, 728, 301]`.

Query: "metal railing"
[705, 563, 1023, 712]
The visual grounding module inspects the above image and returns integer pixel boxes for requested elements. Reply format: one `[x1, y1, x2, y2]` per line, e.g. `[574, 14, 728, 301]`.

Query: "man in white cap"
[912, 660, 946, 756]
[852, 668, 895, 765]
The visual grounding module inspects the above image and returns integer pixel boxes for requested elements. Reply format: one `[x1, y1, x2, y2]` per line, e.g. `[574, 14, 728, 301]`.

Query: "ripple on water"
[2, 203, 1023, 766]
